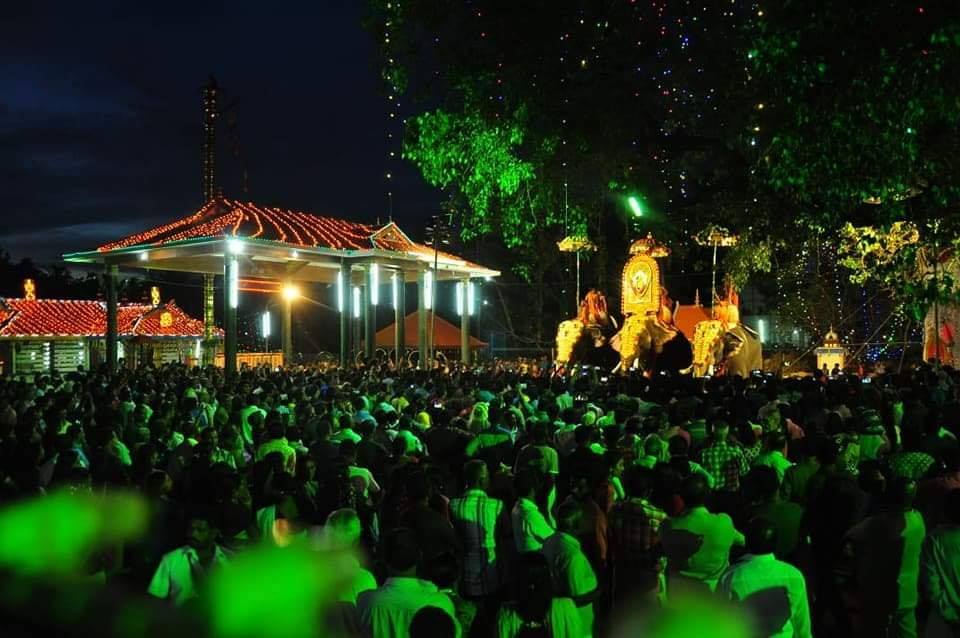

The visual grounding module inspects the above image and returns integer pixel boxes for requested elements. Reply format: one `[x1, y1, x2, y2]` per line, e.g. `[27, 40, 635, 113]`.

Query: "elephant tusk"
[679, 366, 693, 375]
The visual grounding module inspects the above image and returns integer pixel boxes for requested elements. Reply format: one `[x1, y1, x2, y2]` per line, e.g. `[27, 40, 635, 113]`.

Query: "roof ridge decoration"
[370, 222, 415, 251]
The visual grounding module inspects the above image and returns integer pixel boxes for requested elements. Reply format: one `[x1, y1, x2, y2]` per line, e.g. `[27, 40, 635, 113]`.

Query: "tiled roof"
[374, 311, 487, 349]
[0, 299, 217, 338]
[94, 197, 493, 272]
[99, 198, 399, 252]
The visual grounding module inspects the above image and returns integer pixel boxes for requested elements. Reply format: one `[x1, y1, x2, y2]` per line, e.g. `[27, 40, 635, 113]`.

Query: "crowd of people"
[1, 359, 959, 638]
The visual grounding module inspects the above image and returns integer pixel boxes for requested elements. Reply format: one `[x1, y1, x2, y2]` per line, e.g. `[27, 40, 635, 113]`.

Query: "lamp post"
[425, 213, 453, 363]
[281, 283, 300, 366]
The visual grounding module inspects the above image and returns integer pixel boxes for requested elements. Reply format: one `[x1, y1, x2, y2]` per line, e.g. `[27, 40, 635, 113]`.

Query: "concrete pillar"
[282, 293, 292, 366]
[105, 264, 118, 374]
[364, 266, 376, 361]
[202, 273, 216, 366]
[461, 278, 470, 365]
[223, 252, 239, 379]
[417, 270, 428, 368]
[394, 272, 406, 367]
[339, 262, 349, 367]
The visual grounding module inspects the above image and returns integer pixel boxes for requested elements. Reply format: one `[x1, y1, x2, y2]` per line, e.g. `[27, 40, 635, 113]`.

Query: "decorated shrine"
[0, 282, 217, 376]
[814, 327, 847, 373]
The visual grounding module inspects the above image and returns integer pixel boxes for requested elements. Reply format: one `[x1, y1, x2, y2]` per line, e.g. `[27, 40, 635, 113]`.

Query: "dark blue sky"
[0, 0, 439, 262]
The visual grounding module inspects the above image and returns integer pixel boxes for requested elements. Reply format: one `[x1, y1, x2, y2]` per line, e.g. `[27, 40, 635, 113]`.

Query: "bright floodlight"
[628, 196, 643, 217]
[282, 284, 300, 301]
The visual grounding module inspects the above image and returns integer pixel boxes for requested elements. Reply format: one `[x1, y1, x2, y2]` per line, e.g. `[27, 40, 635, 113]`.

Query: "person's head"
[424, 551, 459, 590]
[622, 465, 653, 499]
[887, 476, 918, 510]
[382, 527, 420, 577]
[711, 420, 730, 441]
[339, 439, 357, 463]
[144, 470, 173, 498]
[516, 551, 553, 627]
[763, 431, 787, 455]
[186, 509, 218, 551]
[574, 425, 593, 447]
[463, 459, 489, 491]
[745, 465, 779, 504]
[680, 474, 709, 508]
[410, 606, 456, 638]
[267, 415, 286, 440]
[643, 434, 669, 462]
[514, 468, 542, 500]
[745, 516, 778, 555]
[816, 437, 840, 467]
[406, 471, 432, 504]
[324, 508, 362, 549]
[556, 500, 583, 534]
[604, 449, 625, 477]
[531, 421, 549, 444]
[200, 426, 219, 448]
[858, 460, 887, 496]
[667, 435, 689, 459]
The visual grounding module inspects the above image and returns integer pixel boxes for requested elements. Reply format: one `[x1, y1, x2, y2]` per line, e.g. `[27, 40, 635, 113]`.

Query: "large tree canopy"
[367, 0, 960, 342]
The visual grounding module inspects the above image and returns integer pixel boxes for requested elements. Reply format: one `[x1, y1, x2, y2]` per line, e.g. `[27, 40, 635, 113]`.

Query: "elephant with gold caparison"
[686, 319, 762, 377]
[611, 313, 693, 374]
[555, 290, 620, 368]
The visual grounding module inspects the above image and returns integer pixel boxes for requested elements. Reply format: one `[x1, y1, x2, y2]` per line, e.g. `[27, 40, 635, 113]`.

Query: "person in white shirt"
[357, 528, 458, 638]
[340, 439, 381, 501]
[511, 468, 555, 553]
[717, 516, 812, 638]
[148, 510, 229, 606]
[323, 507, 377, 604]
[542, 501, 600, 635]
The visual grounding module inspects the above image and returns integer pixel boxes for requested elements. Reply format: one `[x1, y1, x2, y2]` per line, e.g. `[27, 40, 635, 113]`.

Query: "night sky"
[1, 1, 439, 264]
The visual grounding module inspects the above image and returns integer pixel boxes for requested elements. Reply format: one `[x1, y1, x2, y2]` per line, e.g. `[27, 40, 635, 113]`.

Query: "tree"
[366, 1, 960, 346]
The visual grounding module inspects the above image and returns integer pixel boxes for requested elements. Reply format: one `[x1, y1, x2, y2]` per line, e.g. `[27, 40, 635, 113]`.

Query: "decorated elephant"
[555, 290, 619, 368]
[611, 313, 693, 374]
[924, 302, 960, 365]
[687, 319, 762, 377]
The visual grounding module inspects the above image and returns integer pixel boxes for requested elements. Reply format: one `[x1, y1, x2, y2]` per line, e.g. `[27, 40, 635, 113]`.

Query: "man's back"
[449, 489, 503, 596]
[718, 553, 811, 638]
[660, 506, 744, 589]
[357, 577, 455, 638]
[846, 509, 926, 612]
[542, 531, 597, 634]
[700, 440, 747, 491]
[922, 524, 960, 624]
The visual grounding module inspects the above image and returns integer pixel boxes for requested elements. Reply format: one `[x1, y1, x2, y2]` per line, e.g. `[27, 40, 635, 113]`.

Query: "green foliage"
[725, 235, 773, 290]
[748, 6, 960, 230]
[403, 105, 539, 246]
[838, 221, 960, 318]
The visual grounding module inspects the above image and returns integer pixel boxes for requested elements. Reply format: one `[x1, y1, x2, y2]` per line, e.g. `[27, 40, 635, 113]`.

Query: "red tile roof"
[95, 197, 492, 272]
[374, 311, 487, 349]
[0, 299, 217, 338]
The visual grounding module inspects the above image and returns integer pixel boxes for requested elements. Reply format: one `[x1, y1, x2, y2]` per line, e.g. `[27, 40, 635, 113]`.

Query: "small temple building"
[0, 282, 217, 376]
[814, 327, 846, 373]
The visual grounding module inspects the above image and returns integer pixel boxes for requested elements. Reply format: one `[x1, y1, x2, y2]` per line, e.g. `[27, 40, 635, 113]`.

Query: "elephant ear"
[609, 330, 622, 353]
[722, 330, 746, 359]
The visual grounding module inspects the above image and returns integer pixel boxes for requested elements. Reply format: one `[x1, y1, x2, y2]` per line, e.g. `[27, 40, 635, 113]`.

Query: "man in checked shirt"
[699, 420, 750, 494]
